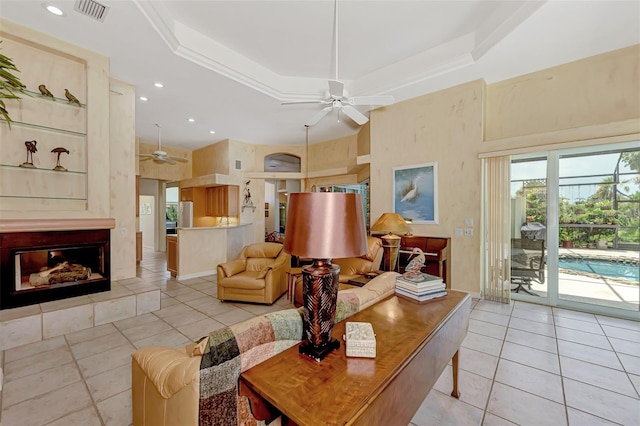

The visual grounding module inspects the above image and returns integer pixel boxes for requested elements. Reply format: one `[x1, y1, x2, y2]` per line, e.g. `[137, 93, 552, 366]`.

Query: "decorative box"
[344, 321, 376, 358]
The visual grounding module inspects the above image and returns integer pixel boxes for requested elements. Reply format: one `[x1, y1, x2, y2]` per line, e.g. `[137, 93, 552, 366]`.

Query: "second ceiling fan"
[283, 0, 394, 127]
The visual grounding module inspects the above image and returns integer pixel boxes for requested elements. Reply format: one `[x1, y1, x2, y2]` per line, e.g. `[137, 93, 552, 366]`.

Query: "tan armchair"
[217, 242, 290, 305]
[334, 236, 384, 283]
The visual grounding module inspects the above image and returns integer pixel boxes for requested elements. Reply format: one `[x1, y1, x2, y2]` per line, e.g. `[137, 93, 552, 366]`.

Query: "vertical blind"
[483, 156, 511, 303]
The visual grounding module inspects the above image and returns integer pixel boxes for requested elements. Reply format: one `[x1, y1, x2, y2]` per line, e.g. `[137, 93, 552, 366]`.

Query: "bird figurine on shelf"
[403, 247, 426, 278]
[20, 140, 37, 168]
[38, 84, 54, 98]
[64, 89, 80, 106]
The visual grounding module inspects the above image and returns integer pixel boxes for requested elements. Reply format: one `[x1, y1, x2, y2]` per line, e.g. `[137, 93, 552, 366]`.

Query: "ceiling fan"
[282, 0, 394, 127]
[138, 124, 188, 165]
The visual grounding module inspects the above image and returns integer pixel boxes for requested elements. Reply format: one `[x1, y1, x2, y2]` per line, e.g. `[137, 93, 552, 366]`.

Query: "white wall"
[139, 195, 155, 250]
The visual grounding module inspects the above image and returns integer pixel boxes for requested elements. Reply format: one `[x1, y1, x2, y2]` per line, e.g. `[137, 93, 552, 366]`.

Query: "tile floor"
[0, 251, 639, 425]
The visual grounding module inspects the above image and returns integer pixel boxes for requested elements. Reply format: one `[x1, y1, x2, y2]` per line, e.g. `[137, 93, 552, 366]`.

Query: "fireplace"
[0, 221, 112, 310]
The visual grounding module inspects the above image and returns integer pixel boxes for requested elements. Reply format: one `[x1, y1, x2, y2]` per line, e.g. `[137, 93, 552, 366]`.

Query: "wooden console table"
[240, 290, 471, 425]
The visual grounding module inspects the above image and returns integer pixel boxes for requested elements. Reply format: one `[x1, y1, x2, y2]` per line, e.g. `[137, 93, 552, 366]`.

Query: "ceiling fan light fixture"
[284, 0, 395, 128]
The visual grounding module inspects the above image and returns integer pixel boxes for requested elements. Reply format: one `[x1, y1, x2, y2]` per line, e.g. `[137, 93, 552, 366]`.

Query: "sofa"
[216, 242, 290, 305]
[131, 271, 399, 426]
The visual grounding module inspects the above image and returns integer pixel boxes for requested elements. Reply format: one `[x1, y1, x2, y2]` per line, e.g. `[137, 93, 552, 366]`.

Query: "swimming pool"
[558, 257, 639, 281]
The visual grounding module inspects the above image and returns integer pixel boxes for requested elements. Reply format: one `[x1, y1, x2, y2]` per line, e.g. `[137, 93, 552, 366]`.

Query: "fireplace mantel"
[0, 218, 115, 233]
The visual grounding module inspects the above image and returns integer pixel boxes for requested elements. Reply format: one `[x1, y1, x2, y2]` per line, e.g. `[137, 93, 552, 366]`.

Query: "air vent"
[235, 160, 242, 170]
[74, 0, 110, 22]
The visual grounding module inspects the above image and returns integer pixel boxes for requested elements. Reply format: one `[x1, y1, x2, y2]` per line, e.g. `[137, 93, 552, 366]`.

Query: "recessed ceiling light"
[139, 96, 148, 101]
[188, 118, 195, 123]
[154, 82, 163, 88]
[43, 3, 64, 16]
[209, 130, 216, 134]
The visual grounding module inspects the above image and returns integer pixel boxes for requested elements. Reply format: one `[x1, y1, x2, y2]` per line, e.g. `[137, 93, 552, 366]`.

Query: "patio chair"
[511, 238, 545, 296]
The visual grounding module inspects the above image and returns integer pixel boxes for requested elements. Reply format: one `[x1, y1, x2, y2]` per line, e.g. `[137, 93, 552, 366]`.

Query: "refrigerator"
[178, 201, 193, 228]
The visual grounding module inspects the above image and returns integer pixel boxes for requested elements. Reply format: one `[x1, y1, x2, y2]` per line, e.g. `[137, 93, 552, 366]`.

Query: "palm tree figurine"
[51, 147, 69, 171]
[20, 140, 37, 168]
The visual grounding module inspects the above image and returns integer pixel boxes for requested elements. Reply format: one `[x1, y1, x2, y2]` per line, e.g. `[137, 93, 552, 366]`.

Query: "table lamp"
[371, 213, 411, 271]
[284, 192, 367, 361]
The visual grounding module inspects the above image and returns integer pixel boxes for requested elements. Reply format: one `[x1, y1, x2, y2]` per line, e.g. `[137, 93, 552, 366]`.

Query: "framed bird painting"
[393, 162, 438, 224]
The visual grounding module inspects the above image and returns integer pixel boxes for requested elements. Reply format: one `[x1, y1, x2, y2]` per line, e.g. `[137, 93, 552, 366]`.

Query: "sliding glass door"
[510, 142, 639, 319]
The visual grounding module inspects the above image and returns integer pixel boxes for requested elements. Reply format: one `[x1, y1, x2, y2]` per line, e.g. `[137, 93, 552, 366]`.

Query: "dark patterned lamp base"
[300, 259, 340, 362]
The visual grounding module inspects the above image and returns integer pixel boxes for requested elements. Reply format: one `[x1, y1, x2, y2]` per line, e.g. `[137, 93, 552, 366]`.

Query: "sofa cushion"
[244, 242, 283, 259]
[217, 272, 265, 290]
[246, 257, 275, 272]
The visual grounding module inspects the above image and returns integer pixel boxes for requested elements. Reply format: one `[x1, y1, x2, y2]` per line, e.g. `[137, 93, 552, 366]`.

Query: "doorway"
[510, 142, 639, 319]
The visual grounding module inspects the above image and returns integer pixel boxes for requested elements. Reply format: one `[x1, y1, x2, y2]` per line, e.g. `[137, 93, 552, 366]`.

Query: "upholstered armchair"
[333, 236, 384, 283]
[293, 236, 383, 306]
[217, 242, 290, 305]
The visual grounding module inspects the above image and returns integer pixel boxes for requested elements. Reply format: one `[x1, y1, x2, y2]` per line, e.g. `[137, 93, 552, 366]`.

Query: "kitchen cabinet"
[205, 185, 239, 217]
[180, 187, 193, 202]
[166, 235, 177, 276]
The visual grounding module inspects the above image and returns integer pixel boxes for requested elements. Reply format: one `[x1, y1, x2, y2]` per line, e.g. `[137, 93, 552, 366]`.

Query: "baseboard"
[176, 270, 217, 281]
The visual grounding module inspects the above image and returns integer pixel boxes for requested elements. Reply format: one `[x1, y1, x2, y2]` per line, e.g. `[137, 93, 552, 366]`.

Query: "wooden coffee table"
[240, 290, 471, 425]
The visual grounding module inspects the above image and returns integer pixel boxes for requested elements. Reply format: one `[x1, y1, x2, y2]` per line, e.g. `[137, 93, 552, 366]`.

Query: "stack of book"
[395, 272, 447, 302]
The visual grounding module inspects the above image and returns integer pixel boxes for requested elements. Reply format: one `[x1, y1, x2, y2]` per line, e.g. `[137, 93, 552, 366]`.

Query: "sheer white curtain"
[482, 156, 511, 303]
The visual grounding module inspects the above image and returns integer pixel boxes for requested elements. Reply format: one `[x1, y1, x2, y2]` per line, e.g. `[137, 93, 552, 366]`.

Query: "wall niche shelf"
[0, 164, 86, 175]
[19, 88, 87, 107]
[0, 35, 88, 211]
[0, 119, 87, 137]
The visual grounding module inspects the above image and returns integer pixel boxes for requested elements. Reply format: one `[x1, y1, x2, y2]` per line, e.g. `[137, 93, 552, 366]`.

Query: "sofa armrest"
[217, 259, 246, 278]
[132, 346, 201, 399]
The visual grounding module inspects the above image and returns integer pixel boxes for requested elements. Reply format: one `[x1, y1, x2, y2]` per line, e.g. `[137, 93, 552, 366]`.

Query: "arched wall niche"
[263, 153, 301, 173]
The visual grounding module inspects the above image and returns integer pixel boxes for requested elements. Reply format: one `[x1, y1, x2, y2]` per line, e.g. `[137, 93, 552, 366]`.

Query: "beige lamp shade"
[371, 213, 411, 236]
[284, 192, 368, 259]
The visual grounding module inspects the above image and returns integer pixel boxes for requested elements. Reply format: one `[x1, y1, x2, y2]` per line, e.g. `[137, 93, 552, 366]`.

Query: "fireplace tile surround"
[0, 218, 159, 351]
[0, 278, 160, 351]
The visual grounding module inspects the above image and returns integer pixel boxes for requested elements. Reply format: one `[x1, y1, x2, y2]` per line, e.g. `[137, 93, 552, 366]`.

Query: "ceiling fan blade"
[171, 157, 188, 163]
[281, 100, 324, 105]
[328, 80, 344, 98]
[306, 106, 333, 126]
[349, 95, 395, 106]
[153, 157, 176, 164]
[341, 105, 369, 125]
[137, 154, 154, 158]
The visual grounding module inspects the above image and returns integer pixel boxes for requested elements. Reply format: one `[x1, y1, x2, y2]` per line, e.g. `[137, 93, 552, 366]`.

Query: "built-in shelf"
[0, 164, 86, 174]
[0, 119, 86, 137]
[0, 195, 86, 201]
[20, 88, 86, 107]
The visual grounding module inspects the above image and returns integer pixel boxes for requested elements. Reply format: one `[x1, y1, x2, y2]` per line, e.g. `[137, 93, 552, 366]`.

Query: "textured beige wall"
[370, 80, 485, 294]
[138, 141, 191, 181]
[308, 134, 358, 173]
[192, 140, 229, 176]
[485, 45, 640, 147]
[109, 79, 137, 279]
[358, 122, 371, 156]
